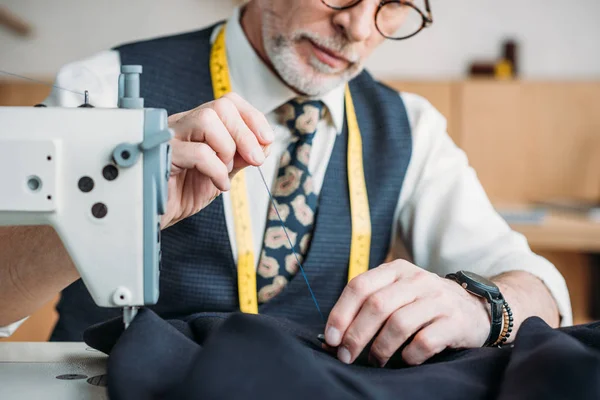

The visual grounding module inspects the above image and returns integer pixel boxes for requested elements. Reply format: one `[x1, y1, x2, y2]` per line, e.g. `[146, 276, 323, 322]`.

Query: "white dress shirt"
[1, 7, 572, 337]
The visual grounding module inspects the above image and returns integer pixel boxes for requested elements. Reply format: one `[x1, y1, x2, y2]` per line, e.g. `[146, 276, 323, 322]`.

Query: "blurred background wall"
[1, 0, 600, 341]
[1, 0, 599, 79]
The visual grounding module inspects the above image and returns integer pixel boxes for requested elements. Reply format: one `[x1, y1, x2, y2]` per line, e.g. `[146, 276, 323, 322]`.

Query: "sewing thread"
[257, 167, 325, 322]
[0, 69, 85, 97]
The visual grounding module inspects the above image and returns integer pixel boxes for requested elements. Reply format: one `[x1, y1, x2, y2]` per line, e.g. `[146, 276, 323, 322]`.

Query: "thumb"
[230, 144, 272, 176]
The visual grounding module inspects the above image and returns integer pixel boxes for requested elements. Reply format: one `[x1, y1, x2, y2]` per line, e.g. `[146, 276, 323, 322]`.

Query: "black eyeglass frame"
[320, 0, 433, 40]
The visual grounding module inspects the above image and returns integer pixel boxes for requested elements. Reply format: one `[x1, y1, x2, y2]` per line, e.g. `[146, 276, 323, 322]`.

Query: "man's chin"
[306, 67, 363, 95]
[268, 50, 361, 96]
[292, 74, 346, 97]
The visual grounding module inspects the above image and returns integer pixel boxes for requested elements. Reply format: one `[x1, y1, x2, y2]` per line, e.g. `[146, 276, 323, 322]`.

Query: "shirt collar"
[222, 7, 346, 134]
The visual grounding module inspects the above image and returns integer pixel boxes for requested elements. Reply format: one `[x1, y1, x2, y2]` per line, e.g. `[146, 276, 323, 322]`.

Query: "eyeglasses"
[320, 0, 433, 40]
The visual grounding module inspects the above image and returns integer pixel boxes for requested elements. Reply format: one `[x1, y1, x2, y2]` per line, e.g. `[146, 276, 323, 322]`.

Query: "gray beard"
[263, 32, 363, 97]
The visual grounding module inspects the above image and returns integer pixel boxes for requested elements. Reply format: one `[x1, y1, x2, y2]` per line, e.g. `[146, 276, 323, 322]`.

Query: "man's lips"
[308, 40, 350, 69]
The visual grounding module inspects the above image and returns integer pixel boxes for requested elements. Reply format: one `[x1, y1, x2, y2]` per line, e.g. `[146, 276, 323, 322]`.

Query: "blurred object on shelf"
[494, 59, 513, 80]
[503, 40, 518, 76]
[537, 199, 600, 222]
[469, 63, 496, 76]
[495, 203, 547, 225]
[509, 212, 600, 252]
[469, 39, 519, 79]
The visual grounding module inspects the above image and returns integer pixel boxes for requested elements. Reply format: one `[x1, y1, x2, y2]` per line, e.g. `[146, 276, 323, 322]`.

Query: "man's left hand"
[324, 261, 492, 367]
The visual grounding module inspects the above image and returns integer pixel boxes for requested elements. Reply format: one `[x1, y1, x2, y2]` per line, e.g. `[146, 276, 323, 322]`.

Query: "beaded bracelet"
[492, 301, 514, 346]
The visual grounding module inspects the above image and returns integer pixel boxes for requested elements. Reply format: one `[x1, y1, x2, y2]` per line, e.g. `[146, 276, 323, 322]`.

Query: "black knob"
[78, 176, 94, 193]
[102, 165, 119, 181]
[91, 203, 108, 219]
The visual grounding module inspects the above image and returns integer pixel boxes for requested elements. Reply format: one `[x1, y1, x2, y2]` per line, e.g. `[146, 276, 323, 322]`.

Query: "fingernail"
[325, 326, 341, 346]
[252, 148, 265, 164]
[223, 179, 231, 191]
[227, 160, 234, 173]
[338, 346, 351, 364]
[263, 145, 272, 158]
[261, 125, 274, 142]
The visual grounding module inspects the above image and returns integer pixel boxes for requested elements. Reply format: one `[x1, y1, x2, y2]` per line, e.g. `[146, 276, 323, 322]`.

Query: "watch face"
[461, 271, 499, 295]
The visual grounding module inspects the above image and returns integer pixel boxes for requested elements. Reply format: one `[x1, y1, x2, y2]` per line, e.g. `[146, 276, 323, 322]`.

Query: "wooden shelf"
[510, 212, 600, 252]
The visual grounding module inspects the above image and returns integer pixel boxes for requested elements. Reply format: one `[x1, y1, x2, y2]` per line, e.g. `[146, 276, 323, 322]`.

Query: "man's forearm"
[492, 270, 560, 341]
[0, 226, 79, 327]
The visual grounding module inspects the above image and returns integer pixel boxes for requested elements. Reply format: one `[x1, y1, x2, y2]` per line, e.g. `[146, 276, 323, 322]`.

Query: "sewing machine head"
[0, 66, 172, 325]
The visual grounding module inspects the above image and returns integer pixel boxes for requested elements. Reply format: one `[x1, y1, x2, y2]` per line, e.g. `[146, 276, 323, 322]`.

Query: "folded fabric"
[84, 309, 600, 400]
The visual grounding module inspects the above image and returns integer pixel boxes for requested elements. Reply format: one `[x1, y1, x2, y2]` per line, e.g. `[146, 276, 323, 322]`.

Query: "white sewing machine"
[0, 65, 172, 399]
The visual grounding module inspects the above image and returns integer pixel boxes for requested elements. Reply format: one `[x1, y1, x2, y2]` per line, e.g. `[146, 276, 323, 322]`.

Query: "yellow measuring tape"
[210, 24, 371, 314]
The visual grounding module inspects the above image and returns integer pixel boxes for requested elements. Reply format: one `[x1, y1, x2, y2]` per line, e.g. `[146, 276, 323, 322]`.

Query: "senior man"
[0, 0, 570, 368]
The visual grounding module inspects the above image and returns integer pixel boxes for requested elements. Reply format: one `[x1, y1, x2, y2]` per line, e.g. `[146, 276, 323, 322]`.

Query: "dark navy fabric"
[83, 309, 600, 400]
[51, 22, 413, 340]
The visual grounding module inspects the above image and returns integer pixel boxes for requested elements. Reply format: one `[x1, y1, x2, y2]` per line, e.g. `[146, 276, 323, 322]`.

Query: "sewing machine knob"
[78, 176, 94, 193]
[118, 66, 144, 109]
[102, 165, 119, 181]
[91, 203, 108, 219]
[112, 143, 140, 168]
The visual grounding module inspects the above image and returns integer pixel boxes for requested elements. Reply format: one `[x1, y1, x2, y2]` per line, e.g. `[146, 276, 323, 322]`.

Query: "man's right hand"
[161, 92, 273, 229]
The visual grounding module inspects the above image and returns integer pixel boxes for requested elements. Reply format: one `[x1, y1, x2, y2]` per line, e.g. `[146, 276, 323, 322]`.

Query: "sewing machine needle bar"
[123, 306, 139, 329]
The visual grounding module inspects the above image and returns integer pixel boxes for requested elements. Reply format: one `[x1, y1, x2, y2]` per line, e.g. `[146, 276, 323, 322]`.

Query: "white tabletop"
[0, 342, 108, 399]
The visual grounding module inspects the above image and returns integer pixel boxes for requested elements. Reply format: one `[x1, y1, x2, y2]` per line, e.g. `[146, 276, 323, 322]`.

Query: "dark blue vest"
[50, 23, 413, 341]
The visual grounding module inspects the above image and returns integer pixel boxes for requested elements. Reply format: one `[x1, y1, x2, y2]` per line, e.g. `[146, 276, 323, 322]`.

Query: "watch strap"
[484, 297, 504, 346]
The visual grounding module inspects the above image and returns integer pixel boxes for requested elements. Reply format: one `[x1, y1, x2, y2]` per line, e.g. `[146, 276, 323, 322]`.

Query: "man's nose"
[332, 1, 378, 43]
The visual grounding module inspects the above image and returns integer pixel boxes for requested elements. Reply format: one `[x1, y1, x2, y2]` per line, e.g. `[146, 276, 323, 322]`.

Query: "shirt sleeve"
[392, 92, 573, 327]
[0, 50, 121, 337]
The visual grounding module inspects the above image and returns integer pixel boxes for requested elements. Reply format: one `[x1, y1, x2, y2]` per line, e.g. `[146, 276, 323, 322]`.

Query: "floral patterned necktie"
[256, 99, 325, 304]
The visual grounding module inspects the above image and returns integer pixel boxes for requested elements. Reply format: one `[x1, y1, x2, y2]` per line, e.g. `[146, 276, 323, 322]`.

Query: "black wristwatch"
[445, 271, 512, 347]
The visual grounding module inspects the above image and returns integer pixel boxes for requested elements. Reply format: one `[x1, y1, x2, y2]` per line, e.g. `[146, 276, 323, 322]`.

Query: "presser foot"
[123, 306, 140, 329]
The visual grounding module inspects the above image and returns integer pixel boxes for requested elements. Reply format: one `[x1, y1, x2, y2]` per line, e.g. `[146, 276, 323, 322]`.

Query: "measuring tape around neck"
[209, 24, 371, 314]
